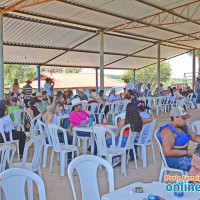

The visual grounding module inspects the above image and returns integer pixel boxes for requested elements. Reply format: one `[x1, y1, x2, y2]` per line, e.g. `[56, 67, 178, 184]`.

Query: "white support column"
[100, 31, 104, 90]
[0, 14, 4, 100]
[157, 42, 161, 93]
[192, 49, 196, 90]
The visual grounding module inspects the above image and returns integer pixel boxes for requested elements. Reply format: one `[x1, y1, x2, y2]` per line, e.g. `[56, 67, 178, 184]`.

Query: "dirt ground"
[13, 107, 200, 200]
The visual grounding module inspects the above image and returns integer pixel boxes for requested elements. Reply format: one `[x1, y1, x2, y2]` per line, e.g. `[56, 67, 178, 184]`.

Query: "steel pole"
[157, 42, 161, 92]
[100, 31, 104, 90]
[96, 68, 98, 93]
[37, 66, 41, 92]
[0, 14, 4, 100]
[192, 49, 196, 89]
[133, 69, 136, 88]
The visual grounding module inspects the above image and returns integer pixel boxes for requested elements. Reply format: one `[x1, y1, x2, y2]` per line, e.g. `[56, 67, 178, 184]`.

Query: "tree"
[4, 64, 37, 86]
[123, 62, 171, 89]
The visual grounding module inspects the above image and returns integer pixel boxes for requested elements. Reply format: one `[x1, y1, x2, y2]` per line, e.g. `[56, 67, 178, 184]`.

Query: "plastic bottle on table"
[89, 114, 93, 127]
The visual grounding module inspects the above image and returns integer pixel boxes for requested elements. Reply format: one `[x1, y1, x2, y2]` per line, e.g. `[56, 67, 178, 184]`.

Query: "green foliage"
[41, 68, 81, 73]
[105, 74, 123, 82]
[4, 64, 37, 86]
[123, 62, 172, 89]
[4, 65, 81, 86]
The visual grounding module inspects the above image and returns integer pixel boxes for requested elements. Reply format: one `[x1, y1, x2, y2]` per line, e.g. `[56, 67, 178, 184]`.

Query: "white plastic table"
[73, 125, 118, 155]
[56, 113, 69, 126]
[101, 182, 200, 200]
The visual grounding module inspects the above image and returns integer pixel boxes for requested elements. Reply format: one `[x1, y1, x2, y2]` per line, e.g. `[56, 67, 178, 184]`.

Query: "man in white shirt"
[123, 76, 133, 94]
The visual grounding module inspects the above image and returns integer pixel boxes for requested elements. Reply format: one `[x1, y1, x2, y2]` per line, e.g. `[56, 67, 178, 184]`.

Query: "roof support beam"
[4, 13, 195, 49]
[108, 0, 200, 38]
[0, 0, 53, 14]
[136, 0, 200, 27]
[3, 42, 166, 59]
[57, 0, 192, 37]
[40, 33, 98, 66]
[105, 44, 156, 67]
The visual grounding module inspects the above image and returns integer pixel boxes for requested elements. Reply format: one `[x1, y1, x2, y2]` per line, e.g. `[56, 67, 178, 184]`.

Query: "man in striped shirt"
[22, 80, 32, 108]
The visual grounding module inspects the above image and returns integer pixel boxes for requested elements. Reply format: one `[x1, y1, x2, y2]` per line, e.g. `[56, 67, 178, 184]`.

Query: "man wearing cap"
[157, 107, 200, 172]
[195, 77, 200, 103]
[22, 80, 32, 108]
[78, 89, 88, 101]
[123, 76, 133, 94]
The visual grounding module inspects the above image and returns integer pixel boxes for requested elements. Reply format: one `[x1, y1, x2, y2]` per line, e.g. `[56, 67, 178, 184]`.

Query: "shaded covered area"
[0, 0, 200, 96]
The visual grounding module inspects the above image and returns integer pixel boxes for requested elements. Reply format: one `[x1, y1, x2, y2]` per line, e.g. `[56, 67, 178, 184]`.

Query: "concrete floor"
[14, 107, 200, 200]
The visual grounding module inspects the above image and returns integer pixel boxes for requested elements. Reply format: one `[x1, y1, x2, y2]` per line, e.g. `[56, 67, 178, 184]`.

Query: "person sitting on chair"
[0, 102, 26, 158]
[158, 107, 200, 171]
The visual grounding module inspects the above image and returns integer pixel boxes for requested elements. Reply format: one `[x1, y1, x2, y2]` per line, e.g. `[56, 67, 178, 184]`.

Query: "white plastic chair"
[95, 103, 105, 124]
[107, 101, 122, 124]
[24, 111, 41, 138]
[11, 134, 46, 177]
[93, 126, 127, 175]
[0, 119, 20, 159]
[87, 103, 98, 114]
[68, 155, 114, 200]
[0, 144, 16, 173]
[154, 97, 164, 115]
[154, 130, 188, 182]
[36, 120, 53, 168]
[134, 119, 157, 167]
[118, 124, 138, 169]
[0, 168, 46, 200]
[8, 109, 25, 131]
[121, 100, 129, 112]
[47, 123, 79, 176]
[191, 120, 200, 135]
[186, 93, 193, 109]
[114, 113, 125, 128]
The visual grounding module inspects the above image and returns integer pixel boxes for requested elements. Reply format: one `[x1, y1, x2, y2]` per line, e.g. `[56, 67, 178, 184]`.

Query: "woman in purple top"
[69, 98, 90, 137]
[0, 102, 26, 158]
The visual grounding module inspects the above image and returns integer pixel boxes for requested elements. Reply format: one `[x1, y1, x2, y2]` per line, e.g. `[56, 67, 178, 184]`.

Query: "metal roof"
[1, 0, 200, 70]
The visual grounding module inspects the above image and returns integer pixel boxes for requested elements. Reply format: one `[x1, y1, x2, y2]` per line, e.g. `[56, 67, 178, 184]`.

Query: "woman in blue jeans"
[158, 106, 200, 171]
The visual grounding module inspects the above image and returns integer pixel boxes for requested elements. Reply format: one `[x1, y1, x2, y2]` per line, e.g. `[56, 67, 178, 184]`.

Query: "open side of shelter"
[0, 0, 199, 98]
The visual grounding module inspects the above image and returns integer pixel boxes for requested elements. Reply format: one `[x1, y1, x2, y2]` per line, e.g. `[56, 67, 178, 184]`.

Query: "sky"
[81, 53, 199, 79]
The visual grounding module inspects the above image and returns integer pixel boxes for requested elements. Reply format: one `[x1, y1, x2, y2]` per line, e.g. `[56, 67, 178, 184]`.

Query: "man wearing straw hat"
[22, 80, 32, 108]
[123, 76, 133, 94]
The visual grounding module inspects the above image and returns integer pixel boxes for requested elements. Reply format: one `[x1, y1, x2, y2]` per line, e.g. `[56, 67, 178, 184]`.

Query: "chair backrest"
[21, 134, 45, 172]
[93, 126, 116, 155]
[121, 100, 129, 111]
[155, 97, 163, 107]
[113, 101, 122, 114]
[0, 168, 46, 200]
[36, 120, 52, 145]
[88, 103, 98, 114]
[68, 155, 114, 200]
[0, 119, 14, 142]
[137, 119, 157, 144]
[8, 109, 24, 125]
[47, 123, 69, 152]
[114, 113, 125, 127]
[117, 124, 137, 149]
[187, 93, 193, 101]
[191, 120, 200, 135]
[154, 130, 168, 167]
[0, 144, 16, 173]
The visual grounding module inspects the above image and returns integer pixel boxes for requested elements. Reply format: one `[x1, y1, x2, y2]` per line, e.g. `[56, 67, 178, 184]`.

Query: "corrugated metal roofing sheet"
[1, 0, 200, 70]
